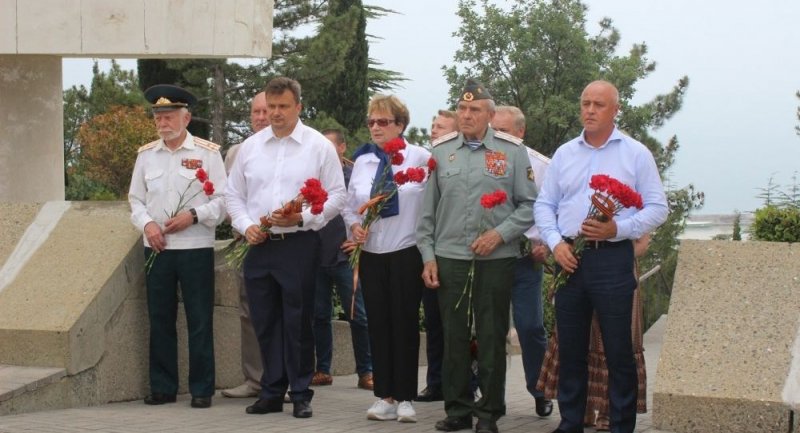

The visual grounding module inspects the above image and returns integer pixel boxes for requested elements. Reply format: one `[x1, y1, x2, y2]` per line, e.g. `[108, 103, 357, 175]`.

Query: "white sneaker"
[221, 383, 259, 398]
[396, 401, 417, 423]
[366, 399, 398, 421]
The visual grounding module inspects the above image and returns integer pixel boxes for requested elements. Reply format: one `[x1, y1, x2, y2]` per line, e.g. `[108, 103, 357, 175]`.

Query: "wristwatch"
[189, 208, 198, 224]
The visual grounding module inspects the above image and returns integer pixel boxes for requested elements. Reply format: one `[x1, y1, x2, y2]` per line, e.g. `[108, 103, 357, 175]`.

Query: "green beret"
[144, 84, 197, 113]
[460, 78, 492, 102]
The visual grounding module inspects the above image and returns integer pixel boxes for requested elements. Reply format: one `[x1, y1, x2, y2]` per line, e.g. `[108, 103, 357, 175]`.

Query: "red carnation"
[383, 137, 406, 156]
[394, 171, 409, 185]
[406, 167, 426, 183]
[391, 152, 405, 166]
[300, 178, 328, 213]
[480, 190, 507, 209]
[427, 157, 437, 172]
[202, 181, 215, 196]
[589, 174, 610, 192]
[195, 168, 209, 183]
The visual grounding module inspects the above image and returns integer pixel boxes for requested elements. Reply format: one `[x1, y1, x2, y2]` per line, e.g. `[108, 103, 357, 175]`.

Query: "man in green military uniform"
[129, 84, 227, 409]
[417, 79, 537, 433]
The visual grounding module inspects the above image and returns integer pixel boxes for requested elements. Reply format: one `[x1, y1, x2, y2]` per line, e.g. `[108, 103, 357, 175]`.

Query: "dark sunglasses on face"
[367, 118, 396, 128]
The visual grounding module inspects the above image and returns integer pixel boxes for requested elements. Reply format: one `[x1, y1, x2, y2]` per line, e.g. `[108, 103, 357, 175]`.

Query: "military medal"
[448, 153, 456, 162]
[484, 150, 507, 176]
[182, 158, 203, 169]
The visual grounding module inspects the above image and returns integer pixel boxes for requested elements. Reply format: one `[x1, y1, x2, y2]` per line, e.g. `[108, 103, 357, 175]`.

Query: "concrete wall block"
[16, 1, 81, 54]
[81, 0, 146, 55]
[0, 56, 63, 201]
[0, 0, 16, 53]
[654, 240, 800, 433]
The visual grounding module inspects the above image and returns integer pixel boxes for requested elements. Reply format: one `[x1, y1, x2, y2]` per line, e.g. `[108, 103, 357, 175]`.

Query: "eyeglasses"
[367, 118, 396, 128]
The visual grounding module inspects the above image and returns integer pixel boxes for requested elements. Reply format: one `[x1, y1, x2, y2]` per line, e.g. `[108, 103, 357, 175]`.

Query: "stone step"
[0, 365, 65, 403]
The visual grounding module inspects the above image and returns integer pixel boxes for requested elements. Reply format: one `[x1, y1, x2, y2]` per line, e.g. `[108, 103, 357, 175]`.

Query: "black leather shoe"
[475, 418, 499, 433]
[415, 386, 444, 402]
[535, 396, 553, 417]
[246, 398, 283, 414]
[292, 400, 313, 418]
[143, 393, 176, 405]
[435, 415, 472, 431]
[550, 429, 582, 433]
[190, 396, 212, 408]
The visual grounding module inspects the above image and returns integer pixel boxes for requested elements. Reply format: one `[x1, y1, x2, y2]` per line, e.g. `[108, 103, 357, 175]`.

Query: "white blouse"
[343, 142, 432, 254]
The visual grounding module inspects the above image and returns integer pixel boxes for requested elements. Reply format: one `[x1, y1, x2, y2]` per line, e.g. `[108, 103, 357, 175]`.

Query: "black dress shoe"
[415, 386, 444, 402]
[550, 429, 582, 433]
[475, 418, 499, 433]
[143, 393, 176, 405]
[292, 400, 313, 418]
[246, 398, 283, 414]
[435, 415, 472, 431]
[190, 396, 212, 408]
[535, 396, 553, 417]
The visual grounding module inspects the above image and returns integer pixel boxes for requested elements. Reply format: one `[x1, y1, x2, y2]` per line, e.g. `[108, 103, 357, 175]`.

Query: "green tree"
[64, 61, 146, 200]
[795, 90, 799, 137]
[732, 211, 742, 241]
[445, 0, 688, 162]
[405, 127, 431, 146]
[77, 105, 158, 198]
[756, 174, 781, 207]
[303, 0, 370, 133]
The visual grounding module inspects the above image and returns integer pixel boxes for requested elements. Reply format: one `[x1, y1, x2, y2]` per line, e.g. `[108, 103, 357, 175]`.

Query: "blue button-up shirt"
[534, 127, 668, 251]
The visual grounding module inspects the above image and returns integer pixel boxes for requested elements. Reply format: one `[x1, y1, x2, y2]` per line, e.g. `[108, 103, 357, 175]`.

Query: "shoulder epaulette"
[494, 130, 523, 146]
[431, 131, 458, 147]
[526, 147, 551, 164]
[193, 137, 221, 152]
[137, 140, 159, 153]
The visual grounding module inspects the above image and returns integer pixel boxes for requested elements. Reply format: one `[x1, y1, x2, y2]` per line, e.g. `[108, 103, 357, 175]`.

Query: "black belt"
[268, 231, 303, 241]
[563, 237, 630, 249]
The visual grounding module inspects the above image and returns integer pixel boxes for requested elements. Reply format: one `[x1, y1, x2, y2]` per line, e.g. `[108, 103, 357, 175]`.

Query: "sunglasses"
[367, 118, 396, 128]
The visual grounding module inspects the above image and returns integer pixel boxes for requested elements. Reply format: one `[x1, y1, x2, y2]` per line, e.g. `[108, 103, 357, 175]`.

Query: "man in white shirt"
[225, 77, 346, 419]
[129, 84, 227, 409]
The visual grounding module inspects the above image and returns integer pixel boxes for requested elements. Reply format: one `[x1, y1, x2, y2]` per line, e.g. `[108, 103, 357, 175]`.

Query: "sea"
[679, 213, 753, 240]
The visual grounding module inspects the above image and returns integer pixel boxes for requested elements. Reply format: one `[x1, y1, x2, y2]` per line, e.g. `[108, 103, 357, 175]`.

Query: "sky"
[62, 0, 800, 215]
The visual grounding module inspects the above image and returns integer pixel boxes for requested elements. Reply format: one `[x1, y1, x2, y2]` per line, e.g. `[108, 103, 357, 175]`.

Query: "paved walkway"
[0, 318, 673, 433]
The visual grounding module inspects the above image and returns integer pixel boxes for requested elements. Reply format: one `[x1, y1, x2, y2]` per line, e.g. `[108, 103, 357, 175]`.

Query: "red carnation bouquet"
[225, 178, 328, 269]
[145, 167, 215, 274]
[546, 173, 644, 292]
[348, 138, 436, 316]
[456, 189, 507, 325]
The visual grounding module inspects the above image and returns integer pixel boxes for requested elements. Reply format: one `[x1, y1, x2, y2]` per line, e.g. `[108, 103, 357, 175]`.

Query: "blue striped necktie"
[464, 139, 482, 150]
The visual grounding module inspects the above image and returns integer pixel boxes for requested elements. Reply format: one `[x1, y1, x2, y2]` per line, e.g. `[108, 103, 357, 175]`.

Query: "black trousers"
[243, 231, 319, 402]
[145, 247, 215, 398]
[359, 245, 424, 401]
[421, 286, 444, 389]
[555, 242, 638, 433]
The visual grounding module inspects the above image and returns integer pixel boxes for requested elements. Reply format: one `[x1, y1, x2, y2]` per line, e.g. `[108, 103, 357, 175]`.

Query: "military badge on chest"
[181, 158, 203, 169]
[484, 150, 507, 176]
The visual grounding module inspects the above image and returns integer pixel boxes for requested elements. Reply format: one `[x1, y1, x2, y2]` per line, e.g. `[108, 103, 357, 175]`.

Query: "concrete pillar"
[0, 55, 64, 202]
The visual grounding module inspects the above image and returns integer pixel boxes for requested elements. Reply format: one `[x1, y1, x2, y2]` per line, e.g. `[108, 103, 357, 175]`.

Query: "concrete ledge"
[330, 320, 428, 377]
[653, 240, 800, 433]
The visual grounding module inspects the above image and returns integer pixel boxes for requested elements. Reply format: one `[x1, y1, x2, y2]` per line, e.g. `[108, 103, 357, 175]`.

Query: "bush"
[750, 205, 800, 242]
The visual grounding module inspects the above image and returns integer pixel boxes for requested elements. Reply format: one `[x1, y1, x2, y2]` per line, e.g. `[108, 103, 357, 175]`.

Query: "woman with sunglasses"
[343, 94, 431, 423]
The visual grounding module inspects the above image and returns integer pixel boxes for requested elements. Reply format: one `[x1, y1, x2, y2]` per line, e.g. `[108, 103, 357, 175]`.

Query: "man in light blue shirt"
[534, 80, 668, 433]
